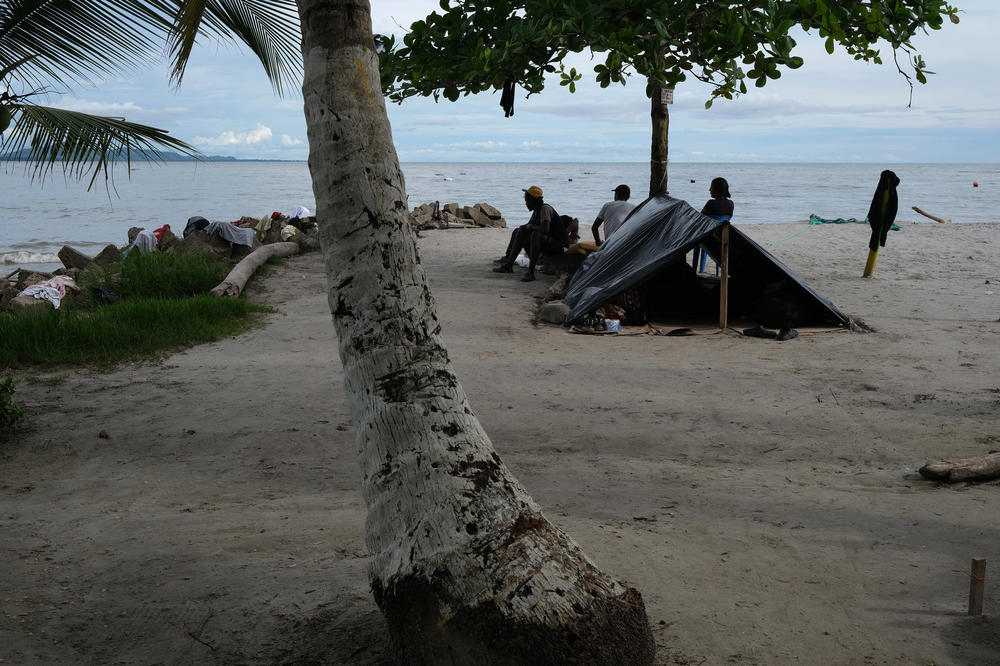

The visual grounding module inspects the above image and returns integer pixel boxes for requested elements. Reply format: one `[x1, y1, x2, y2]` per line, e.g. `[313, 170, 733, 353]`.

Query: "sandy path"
[2, 221, 999, 664]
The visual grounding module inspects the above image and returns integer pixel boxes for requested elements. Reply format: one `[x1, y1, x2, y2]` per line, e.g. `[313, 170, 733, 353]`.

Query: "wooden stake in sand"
[912, 206, 952, 224]
[968, 558, 986, 616]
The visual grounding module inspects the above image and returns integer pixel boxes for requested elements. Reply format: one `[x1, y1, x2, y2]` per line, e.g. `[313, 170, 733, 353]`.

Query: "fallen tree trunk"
[912, 206, 952, 223]
[209, 242, 299, 297]
[919, 452, 1000, 483]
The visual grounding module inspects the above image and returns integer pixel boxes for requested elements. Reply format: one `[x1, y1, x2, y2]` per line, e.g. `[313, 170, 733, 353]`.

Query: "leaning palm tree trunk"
[296, 0, 655, 662]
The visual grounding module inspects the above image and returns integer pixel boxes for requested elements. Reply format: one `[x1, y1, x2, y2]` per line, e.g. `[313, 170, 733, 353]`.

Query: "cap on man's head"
[523, 185, 544, 199]
[613, 184, 630, 199]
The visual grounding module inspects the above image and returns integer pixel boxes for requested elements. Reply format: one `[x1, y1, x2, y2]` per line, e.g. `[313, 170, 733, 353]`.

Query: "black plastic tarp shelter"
[565, 195, 849, 328]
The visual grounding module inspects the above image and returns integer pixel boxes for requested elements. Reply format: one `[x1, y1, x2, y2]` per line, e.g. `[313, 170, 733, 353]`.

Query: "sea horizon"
[3, 160, 998, 273]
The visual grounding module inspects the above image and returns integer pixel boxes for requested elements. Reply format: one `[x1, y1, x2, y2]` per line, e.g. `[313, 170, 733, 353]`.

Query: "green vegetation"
[1, 251, 271, 367]
[77, 250, 231, 302]
[0, 376, 27, 429]
[0, 296, 268, 366]
[380, 0, 960, 194]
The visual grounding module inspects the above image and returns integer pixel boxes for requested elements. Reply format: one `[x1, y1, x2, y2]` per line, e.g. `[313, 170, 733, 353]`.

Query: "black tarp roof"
[564, 194, 850, 327]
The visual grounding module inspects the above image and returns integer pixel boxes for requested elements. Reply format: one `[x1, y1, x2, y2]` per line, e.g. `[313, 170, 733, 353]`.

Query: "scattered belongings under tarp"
[409, 201, 506, 230]
[564, 195, 850, 334]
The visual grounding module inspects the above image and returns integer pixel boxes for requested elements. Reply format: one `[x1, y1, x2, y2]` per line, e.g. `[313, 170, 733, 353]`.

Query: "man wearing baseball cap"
[492, 185, 568, 282]
[591, 184, 635, 246]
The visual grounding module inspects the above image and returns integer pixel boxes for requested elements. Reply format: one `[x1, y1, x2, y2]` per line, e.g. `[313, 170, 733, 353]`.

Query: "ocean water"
[2, 161, 998, 272]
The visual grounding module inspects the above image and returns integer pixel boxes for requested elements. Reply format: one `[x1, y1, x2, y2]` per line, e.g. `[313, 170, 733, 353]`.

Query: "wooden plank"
[719, 224, 730, 329]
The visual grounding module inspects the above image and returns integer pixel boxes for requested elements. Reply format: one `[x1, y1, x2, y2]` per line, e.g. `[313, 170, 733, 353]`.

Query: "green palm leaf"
[3, 103, 199, 189]
[167, 0, 301, 96]
[1, 1, 299, 187]
[1, 0, 177, 90]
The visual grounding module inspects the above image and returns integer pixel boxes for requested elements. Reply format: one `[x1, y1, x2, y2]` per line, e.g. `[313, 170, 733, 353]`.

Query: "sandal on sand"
[777, 328, 799, 341]
[492, 265, 513, 273]
[742, 325, 777, 339]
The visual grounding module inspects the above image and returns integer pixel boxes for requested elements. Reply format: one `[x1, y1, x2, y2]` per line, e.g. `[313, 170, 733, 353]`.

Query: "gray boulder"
[58, 245, 95, 271]
[15, 271, 51, 291]
[475, 202, 502, 219]
[94, 244, 122, 266]
[538, 301, 572, 325]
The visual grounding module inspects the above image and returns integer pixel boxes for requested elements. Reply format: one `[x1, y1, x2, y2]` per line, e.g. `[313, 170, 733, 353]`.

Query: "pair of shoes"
[776, 328, 799, 341]
[492, 264, 513, 274]
[742, 325, 777, 339]
[520, 272, 536, 282]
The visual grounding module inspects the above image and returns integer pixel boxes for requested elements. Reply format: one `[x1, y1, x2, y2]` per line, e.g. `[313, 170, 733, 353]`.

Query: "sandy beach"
[2, 220, 998, 664]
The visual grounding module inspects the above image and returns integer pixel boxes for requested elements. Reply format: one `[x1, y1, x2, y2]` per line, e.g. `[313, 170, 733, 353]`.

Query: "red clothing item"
[152, 224, 170, 241]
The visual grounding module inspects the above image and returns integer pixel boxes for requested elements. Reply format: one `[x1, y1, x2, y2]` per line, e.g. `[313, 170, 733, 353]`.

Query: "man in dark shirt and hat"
[493, 185, 568, 282]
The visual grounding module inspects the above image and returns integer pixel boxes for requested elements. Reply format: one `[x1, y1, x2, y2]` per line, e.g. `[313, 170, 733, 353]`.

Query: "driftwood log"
[918, 452, 1000, 483]
[912, 206, 952, 223]
[209, 242, 299, 297]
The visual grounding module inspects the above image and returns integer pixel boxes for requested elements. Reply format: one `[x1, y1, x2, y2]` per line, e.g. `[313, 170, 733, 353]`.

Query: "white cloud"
[194, 123, 273, 148]
[52, 98, 146, 115]
[281, 134, 304, 147]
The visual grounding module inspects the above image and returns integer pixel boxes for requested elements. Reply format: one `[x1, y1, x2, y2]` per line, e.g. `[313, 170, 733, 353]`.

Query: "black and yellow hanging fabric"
[863, 170, 900, 277]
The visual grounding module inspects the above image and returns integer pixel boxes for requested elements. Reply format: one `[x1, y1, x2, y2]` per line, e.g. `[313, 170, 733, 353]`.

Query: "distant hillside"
[1, 148, 237, 162]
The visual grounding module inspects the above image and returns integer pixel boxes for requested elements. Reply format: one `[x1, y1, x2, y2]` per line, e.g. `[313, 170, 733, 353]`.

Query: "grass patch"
[2, 250, 275, 368]
[0, 295, 270, 367]
[74, 251, 232, 306]
[1, 376, 27, 429]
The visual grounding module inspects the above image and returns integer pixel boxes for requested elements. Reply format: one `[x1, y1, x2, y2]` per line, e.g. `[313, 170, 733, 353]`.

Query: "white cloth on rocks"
[291, 206, 310, 219]
[206, 221, 255, 247]
[18, 275, 77, 309]
[128, 229, 159, 254]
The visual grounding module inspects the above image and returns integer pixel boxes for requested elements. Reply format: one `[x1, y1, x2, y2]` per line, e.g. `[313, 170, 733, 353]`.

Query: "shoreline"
[2, 222, 999, 664]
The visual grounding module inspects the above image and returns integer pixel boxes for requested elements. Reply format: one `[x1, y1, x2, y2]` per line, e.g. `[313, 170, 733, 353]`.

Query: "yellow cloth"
[567, 241, 599, 255]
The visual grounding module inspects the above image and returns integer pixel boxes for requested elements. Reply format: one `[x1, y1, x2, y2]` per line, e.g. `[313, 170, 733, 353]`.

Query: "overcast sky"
[45, 1, 1000, 163]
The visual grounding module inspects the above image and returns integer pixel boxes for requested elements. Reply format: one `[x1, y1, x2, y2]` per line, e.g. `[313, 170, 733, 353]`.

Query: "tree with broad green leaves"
[379, 0, 961, 197]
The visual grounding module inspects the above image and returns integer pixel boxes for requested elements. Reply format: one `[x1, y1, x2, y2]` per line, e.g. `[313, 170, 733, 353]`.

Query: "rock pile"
[408, 202, 506, 230]
[2, 213, 322, 311]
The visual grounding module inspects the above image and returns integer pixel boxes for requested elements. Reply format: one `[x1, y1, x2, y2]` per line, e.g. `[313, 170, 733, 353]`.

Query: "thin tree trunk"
[649, 79, 669, 197]
[296, 1, 655, 663]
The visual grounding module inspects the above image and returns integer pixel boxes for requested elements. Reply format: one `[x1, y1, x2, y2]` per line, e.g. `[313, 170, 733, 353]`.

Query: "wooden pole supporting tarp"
[719, 224, 730, 329]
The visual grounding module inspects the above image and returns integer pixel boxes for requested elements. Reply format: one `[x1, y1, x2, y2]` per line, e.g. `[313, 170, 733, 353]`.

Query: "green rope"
[809, 213, 900, 231]
[763, 224, 815, 248]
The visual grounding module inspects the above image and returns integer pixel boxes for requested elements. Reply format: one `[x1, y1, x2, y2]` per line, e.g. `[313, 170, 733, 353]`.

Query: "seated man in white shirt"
[591, 184, 636, 246]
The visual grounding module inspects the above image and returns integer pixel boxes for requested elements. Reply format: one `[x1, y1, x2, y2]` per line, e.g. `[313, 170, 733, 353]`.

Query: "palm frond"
[1, 103, 200, 189]
[167, 0, 301, 96]
[0, 0, 178, 91]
